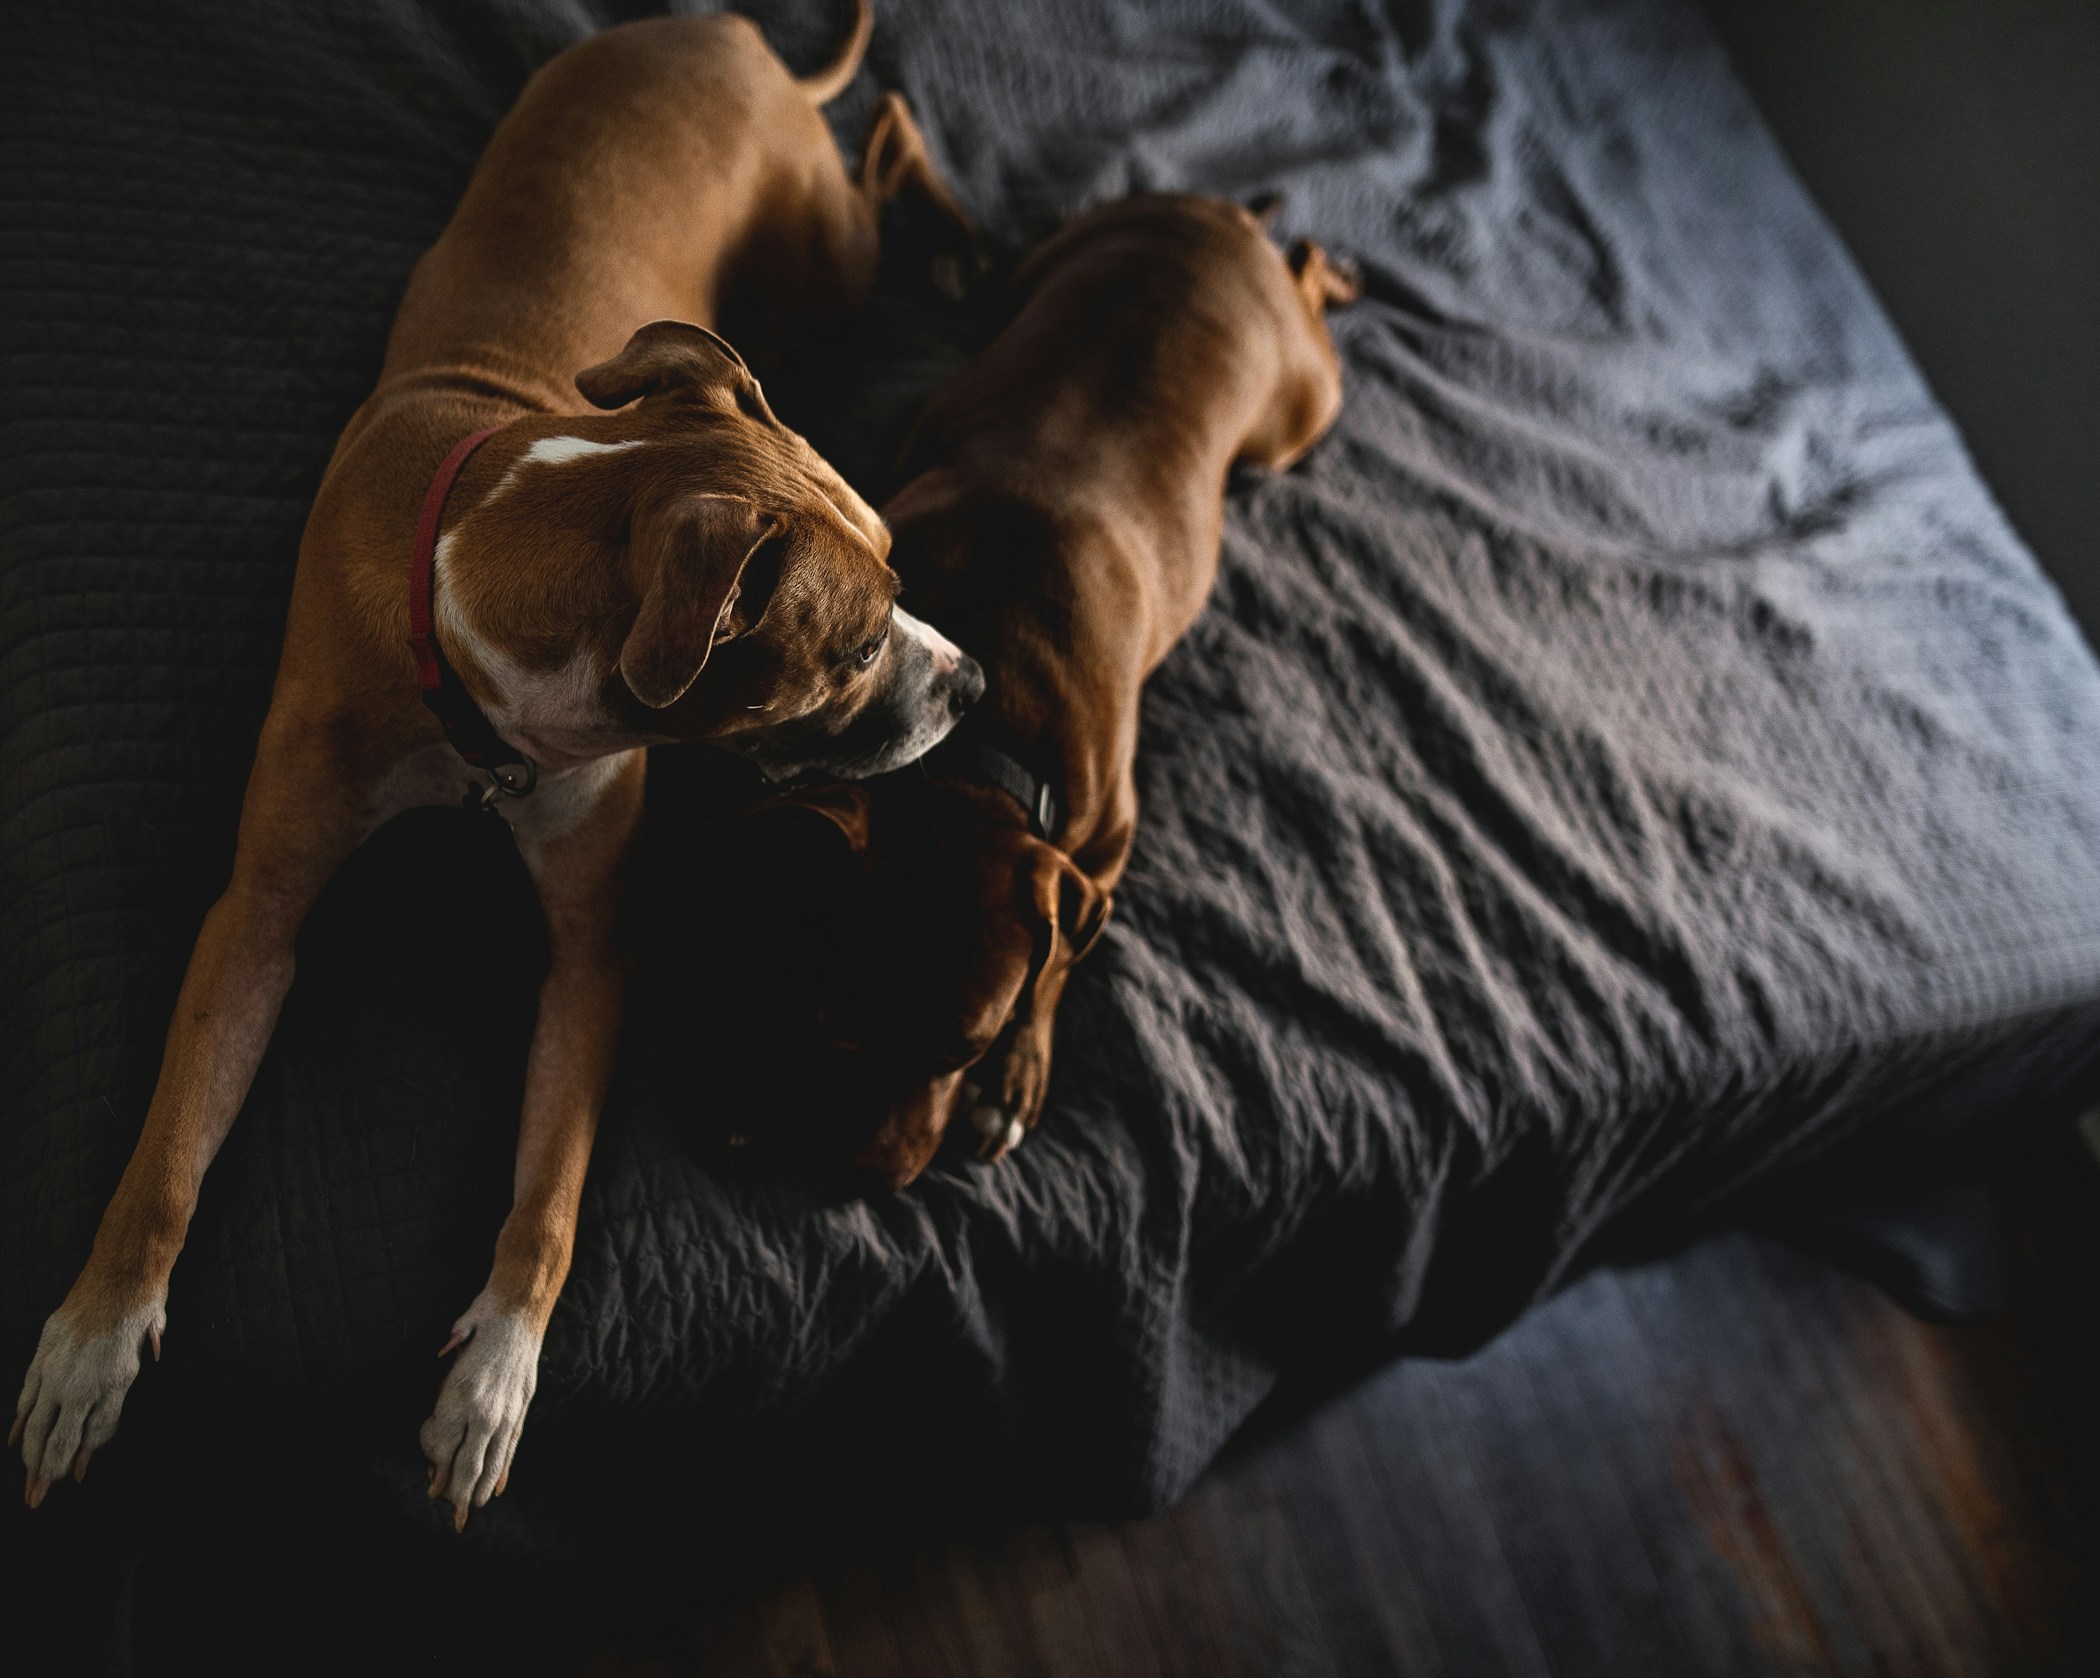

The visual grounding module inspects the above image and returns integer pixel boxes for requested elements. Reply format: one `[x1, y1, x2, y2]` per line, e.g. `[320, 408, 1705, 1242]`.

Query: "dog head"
[576, 321, 989, 778]
[729, 775, 1109, 1187]
[444, 320, 981, 777]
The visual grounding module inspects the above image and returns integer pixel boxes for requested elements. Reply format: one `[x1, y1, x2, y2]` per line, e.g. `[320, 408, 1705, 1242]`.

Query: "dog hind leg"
[859, 91, 986, 300]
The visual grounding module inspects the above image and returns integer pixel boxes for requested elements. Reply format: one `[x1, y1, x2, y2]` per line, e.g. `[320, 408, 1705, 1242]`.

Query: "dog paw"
[966, 1025, 1055, 1164]
[14, 1295, 165, 1507]
[962, 1051, 1028, 1162]
[419, 1295, 541, 1532]
[968, 1101, 1026, 1161]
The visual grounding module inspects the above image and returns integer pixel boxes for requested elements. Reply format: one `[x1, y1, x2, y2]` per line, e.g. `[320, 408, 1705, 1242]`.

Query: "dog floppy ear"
[575, 318, 753, 408]
[620, 494, 785, 708]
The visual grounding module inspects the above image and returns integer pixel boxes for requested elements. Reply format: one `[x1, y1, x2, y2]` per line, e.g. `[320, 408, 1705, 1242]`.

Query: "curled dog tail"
[797, 0, 873, 105]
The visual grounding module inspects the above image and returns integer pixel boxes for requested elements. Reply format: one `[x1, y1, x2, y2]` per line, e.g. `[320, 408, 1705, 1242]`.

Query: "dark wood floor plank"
[1810, 1248, 2077, 1675]
[894, 1551, 985, 1678]
[1107, 1487, 1254, 1678]
[1263, 1398, 1435, 1678]
[1250, 1428, 1407, 1678]
[1513, 1266, 1772, 1678]
[750, 1575, 838, 1677]
[834, 1551, 978, 1678]
[689, 1595, 775, 1677]
[937, 1531, 1057, 1678]
[1928, 1292, 2082, 1567]
[1917, 1300, 2085, 1670]
[1616, 1238, 1920, 1676]
[813, 1565, 908, 1678]
[1164, 1455, 1344, 1678]
[1054, 1523, 1170, 1678]
[602, 1196, 2088, 1678]
[1004, 1522, 1110, 1675]
[1997, 1147, 2100, 1673]
[1347, 1365, 1559, 1678]
[1732, 1243, 1980, 1675]
[1424, 1315, 1700, 1678]
[1659, 1391, 1852, 1678]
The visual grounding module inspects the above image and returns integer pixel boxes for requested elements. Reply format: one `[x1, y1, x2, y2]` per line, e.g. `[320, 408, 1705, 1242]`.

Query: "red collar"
[406, 425, 538, 799]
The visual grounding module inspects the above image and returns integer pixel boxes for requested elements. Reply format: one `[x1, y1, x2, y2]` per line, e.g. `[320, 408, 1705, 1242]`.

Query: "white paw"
[968, 1103, 1025, 1160]
[419, 1295, 541, 1531]
[14, 1295, 165, 1506]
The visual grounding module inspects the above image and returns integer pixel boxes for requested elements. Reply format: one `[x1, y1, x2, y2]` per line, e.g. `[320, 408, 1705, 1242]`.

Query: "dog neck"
[886, 492, 1143, 867]
[368, 395, 664, 770]
[428, 509, 664, 772]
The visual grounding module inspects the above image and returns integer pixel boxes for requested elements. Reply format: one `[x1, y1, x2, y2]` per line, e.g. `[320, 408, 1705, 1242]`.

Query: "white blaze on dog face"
[877, 604, 982, 760]
[892, 604, 966, 675]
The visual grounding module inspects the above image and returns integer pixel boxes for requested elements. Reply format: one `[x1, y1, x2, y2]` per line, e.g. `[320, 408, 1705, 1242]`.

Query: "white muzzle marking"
[893, 603, 965, 673]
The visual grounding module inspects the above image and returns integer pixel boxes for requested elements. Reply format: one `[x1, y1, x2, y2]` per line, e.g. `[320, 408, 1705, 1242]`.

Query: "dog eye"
[854, 627, 889, 668]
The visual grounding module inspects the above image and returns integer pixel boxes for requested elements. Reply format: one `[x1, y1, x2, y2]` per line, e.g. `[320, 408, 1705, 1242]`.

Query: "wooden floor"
[590, 1145, 2098, 1678]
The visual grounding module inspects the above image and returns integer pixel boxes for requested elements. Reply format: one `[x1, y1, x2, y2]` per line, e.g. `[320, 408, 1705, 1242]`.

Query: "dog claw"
[437, 1327, 467, 1358]
[7, 1413, 22, 1449]
[71, 1448, 90, 1484]
[26, 1476, 49, 1510]
[452, 1501, 470, 1534]
[148, 1325, 161, 1362]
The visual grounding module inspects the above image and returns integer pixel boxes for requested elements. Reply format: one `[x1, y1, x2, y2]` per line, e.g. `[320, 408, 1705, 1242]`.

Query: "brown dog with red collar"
[738, 192, 1357, 1186]
[14, 2, 986, 1528]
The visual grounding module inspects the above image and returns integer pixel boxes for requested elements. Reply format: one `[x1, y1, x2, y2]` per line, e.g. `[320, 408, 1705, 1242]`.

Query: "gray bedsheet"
[6, 0, 2099, 1610]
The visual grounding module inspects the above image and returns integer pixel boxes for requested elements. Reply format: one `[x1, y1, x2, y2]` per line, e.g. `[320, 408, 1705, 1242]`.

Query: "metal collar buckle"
[464, 759, 538, 813]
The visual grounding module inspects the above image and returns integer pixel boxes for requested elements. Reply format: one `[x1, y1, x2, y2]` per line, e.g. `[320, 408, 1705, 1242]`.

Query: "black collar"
[923, 728, 1060, 840]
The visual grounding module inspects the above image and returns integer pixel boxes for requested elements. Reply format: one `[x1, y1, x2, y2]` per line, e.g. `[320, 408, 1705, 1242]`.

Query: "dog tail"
[798, 0, 874, 105]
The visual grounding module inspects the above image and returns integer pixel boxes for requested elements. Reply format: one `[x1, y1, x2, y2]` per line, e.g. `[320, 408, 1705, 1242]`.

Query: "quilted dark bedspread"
[7, 0, 2100, 1639]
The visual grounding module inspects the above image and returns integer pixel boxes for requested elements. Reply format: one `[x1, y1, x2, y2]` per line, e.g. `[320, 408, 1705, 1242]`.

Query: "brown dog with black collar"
[737, 191, 1358, 1186]
[14, 2, 985, 1528]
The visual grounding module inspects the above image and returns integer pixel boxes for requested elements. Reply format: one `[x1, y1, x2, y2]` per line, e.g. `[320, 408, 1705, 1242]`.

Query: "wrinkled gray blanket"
[6, 0, 2100, 1607]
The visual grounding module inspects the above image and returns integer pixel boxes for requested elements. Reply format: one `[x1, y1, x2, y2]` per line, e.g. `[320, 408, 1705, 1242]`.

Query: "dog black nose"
[950, 654, 986, 714]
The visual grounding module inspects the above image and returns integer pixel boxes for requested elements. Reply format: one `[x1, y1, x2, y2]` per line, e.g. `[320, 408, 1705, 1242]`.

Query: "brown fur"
[15, 3, 978, 1524]
[751, 193, 1358, 1187]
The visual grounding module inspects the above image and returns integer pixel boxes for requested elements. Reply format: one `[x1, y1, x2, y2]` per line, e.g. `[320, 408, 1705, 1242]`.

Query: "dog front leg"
[420, 752, 644, 1531]
[971, 811, 1131, 1164]
[14, 720, 378, 1505]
